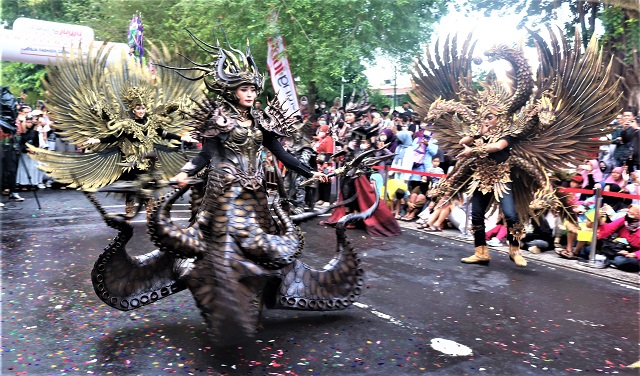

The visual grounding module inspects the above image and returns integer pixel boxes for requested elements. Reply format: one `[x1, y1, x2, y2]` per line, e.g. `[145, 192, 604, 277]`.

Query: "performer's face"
[235, 85, 256, 109]
[481, 113, 499, 134]
[345, 113, 355, 124]
[133, 105, 146, 119]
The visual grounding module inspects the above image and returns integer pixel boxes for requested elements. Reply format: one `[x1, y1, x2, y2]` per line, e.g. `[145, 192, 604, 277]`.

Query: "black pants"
[471, 183, 519, 247]
[2, 143, 19, 192]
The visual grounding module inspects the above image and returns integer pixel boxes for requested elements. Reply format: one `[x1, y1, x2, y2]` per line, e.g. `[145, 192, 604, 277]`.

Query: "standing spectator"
[380, 105, 394, 130]
[315, 100, 327, 115]
[625, 171, 640, 205]
[613, 111, 635, 168]
[407, 131, 438, 192]
[254, 99, 263, 114]
[1, 90, 23, 202]
[624, 109, 640, 171]
[600, 117, 619, 165]
[389, 130, 414, 181]
[380, 127, 398, 153]
[313, 121, 334, 205]
[16, 114, 44, 190]
[400, 101, 413, 117]
[610, 114, 626, 167]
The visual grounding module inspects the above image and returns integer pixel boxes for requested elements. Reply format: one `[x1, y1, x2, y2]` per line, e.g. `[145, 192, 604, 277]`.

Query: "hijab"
[580, 159, 603, 188]
[381, 128, 397, 153]
[604, 167, 625, 185]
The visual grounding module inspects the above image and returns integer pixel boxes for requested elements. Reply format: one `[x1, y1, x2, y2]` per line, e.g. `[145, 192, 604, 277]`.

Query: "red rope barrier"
[559, 187, 640, 200]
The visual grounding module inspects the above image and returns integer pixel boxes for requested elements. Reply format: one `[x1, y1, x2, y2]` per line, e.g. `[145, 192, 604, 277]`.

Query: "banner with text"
[267, 36, 300, 116]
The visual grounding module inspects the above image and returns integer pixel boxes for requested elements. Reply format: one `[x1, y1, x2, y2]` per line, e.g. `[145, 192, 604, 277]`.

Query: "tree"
[1, 0, 448, 110]
[458, 0, 639, 112]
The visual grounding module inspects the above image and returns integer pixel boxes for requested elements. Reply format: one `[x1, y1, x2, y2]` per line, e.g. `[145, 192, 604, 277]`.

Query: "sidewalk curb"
[400, 221, 640, 287]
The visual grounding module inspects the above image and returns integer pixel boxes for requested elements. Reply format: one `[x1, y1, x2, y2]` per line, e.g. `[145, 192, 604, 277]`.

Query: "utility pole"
[393, 65, 397, 110]
[340, 76, 344, 108]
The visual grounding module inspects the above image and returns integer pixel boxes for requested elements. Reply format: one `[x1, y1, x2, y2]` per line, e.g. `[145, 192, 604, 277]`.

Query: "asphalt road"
[1, 189, 638, 375]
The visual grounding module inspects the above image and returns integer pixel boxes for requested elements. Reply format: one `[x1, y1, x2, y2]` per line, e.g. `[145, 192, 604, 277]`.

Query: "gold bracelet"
[470, 144, 489, 159]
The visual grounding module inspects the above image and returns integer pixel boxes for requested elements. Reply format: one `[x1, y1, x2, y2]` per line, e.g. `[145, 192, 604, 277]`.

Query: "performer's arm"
[458, 136, 474, 146]
[156, 128, 195, 143]
[263, 131, 328, 182]
[172, 139, 213, 186]
[457, 138, 509, 159]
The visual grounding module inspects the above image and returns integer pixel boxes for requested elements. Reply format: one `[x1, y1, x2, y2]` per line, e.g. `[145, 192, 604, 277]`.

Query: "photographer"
[407, 128, 438, 193]
[1, 92, 24, 202]
[623, 109, 640, 172]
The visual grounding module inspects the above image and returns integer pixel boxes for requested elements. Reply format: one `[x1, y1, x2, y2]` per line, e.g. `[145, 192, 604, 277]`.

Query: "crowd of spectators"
[2, 93, 73, 205]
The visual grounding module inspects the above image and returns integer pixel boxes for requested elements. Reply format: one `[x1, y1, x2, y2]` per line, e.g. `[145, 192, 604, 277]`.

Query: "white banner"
[266, 36, 300, 116]
[12, 17, 95, 44]
[1, 18, 128, 66]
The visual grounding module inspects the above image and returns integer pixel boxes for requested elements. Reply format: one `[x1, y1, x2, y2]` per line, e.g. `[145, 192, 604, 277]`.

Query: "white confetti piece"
[430, 338, 473, 356]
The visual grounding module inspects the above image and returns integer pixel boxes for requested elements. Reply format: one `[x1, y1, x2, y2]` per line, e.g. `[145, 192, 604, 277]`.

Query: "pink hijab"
[604, 166, 625, 186]
[580, 159, 603, 188]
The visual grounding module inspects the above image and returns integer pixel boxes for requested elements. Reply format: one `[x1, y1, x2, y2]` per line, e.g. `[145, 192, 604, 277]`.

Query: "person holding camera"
[623, 109, 640, 172]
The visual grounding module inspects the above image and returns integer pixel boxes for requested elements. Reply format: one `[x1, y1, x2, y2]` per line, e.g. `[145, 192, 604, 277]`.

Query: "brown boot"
[509, 245, 527, 267]
[461, 245, 490, 264]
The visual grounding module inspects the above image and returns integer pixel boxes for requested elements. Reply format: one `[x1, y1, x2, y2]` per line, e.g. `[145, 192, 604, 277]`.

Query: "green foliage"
[1, 0, 448, 104]
[368, 90, 392, 109]
[600, 6, 640, 66]
[0, 62, 46, 104]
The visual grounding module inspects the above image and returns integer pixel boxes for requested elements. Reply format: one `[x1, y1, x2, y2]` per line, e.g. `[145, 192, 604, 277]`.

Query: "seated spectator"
[598, 160, 613, 182]
[624, 171, 640, 205]
[597, 204, 640, 272]
[520, 211, 555, 254]
[383, 178, 408, 219]
[557, 205, 594, 259]
[401, 185, 427, 221]
[600, 166, 628, 191]
[421, 194, 467, 233]
[601, 183, 628, 212]
[486, 211, 507, 246]
[425, 156, 444, 192]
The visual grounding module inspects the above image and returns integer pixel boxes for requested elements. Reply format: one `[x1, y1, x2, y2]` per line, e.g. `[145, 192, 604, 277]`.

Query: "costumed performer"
[411, 28, 621, 267]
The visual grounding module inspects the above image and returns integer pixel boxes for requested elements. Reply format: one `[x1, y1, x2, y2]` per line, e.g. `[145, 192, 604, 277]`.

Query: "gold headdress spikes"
[121, 86, 154, 111]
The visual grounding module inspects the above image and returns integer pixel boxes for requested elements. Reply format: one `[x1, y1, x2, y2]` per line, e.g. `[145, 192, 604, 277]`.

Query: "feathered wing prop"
[30, 41, 204, 189]
[409, 33, 479, 156]
[410, 27, 620, 223]
[508, 27, 621, 221]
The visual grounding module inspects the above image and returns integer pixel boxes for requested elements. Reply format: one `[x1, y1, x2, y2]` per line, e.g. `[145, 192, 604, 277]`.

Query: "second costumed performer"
[411, 29, 621, 267]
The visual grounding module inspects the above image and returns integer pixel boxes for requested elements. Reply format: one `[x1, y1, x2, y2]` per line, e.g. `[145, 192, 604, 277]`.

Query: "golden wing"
[27, 144, 122, 190]
[409, 33, 479, 154]
[154, 144, 194, 181]
[43, 42, 123, 150]
[512, 27, 621, 173]
[145, 41, 205, 139]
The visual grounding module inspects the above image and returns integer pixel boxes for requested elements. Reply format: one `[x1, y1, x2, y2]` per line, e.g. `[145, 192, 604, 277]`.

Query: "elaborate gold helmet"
[474, 79, 511, 134]
[121, 85, 154, 111]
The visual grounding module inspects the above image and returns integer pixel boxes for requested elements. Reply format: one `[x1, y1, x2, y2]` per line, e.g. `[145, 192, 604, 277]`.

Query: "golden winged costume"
[28, 42, 204, 190]
[410, 27, 621, 266]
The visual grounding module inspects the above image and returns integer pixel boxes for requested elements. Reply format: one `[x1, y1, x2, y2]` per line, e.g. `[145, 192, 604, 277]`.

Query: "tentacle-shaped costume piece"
[236, 194, 303, 269]
[147, 185, 209, 258]
[265, 194, 375, 311]
[87, 192, 189, 311]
